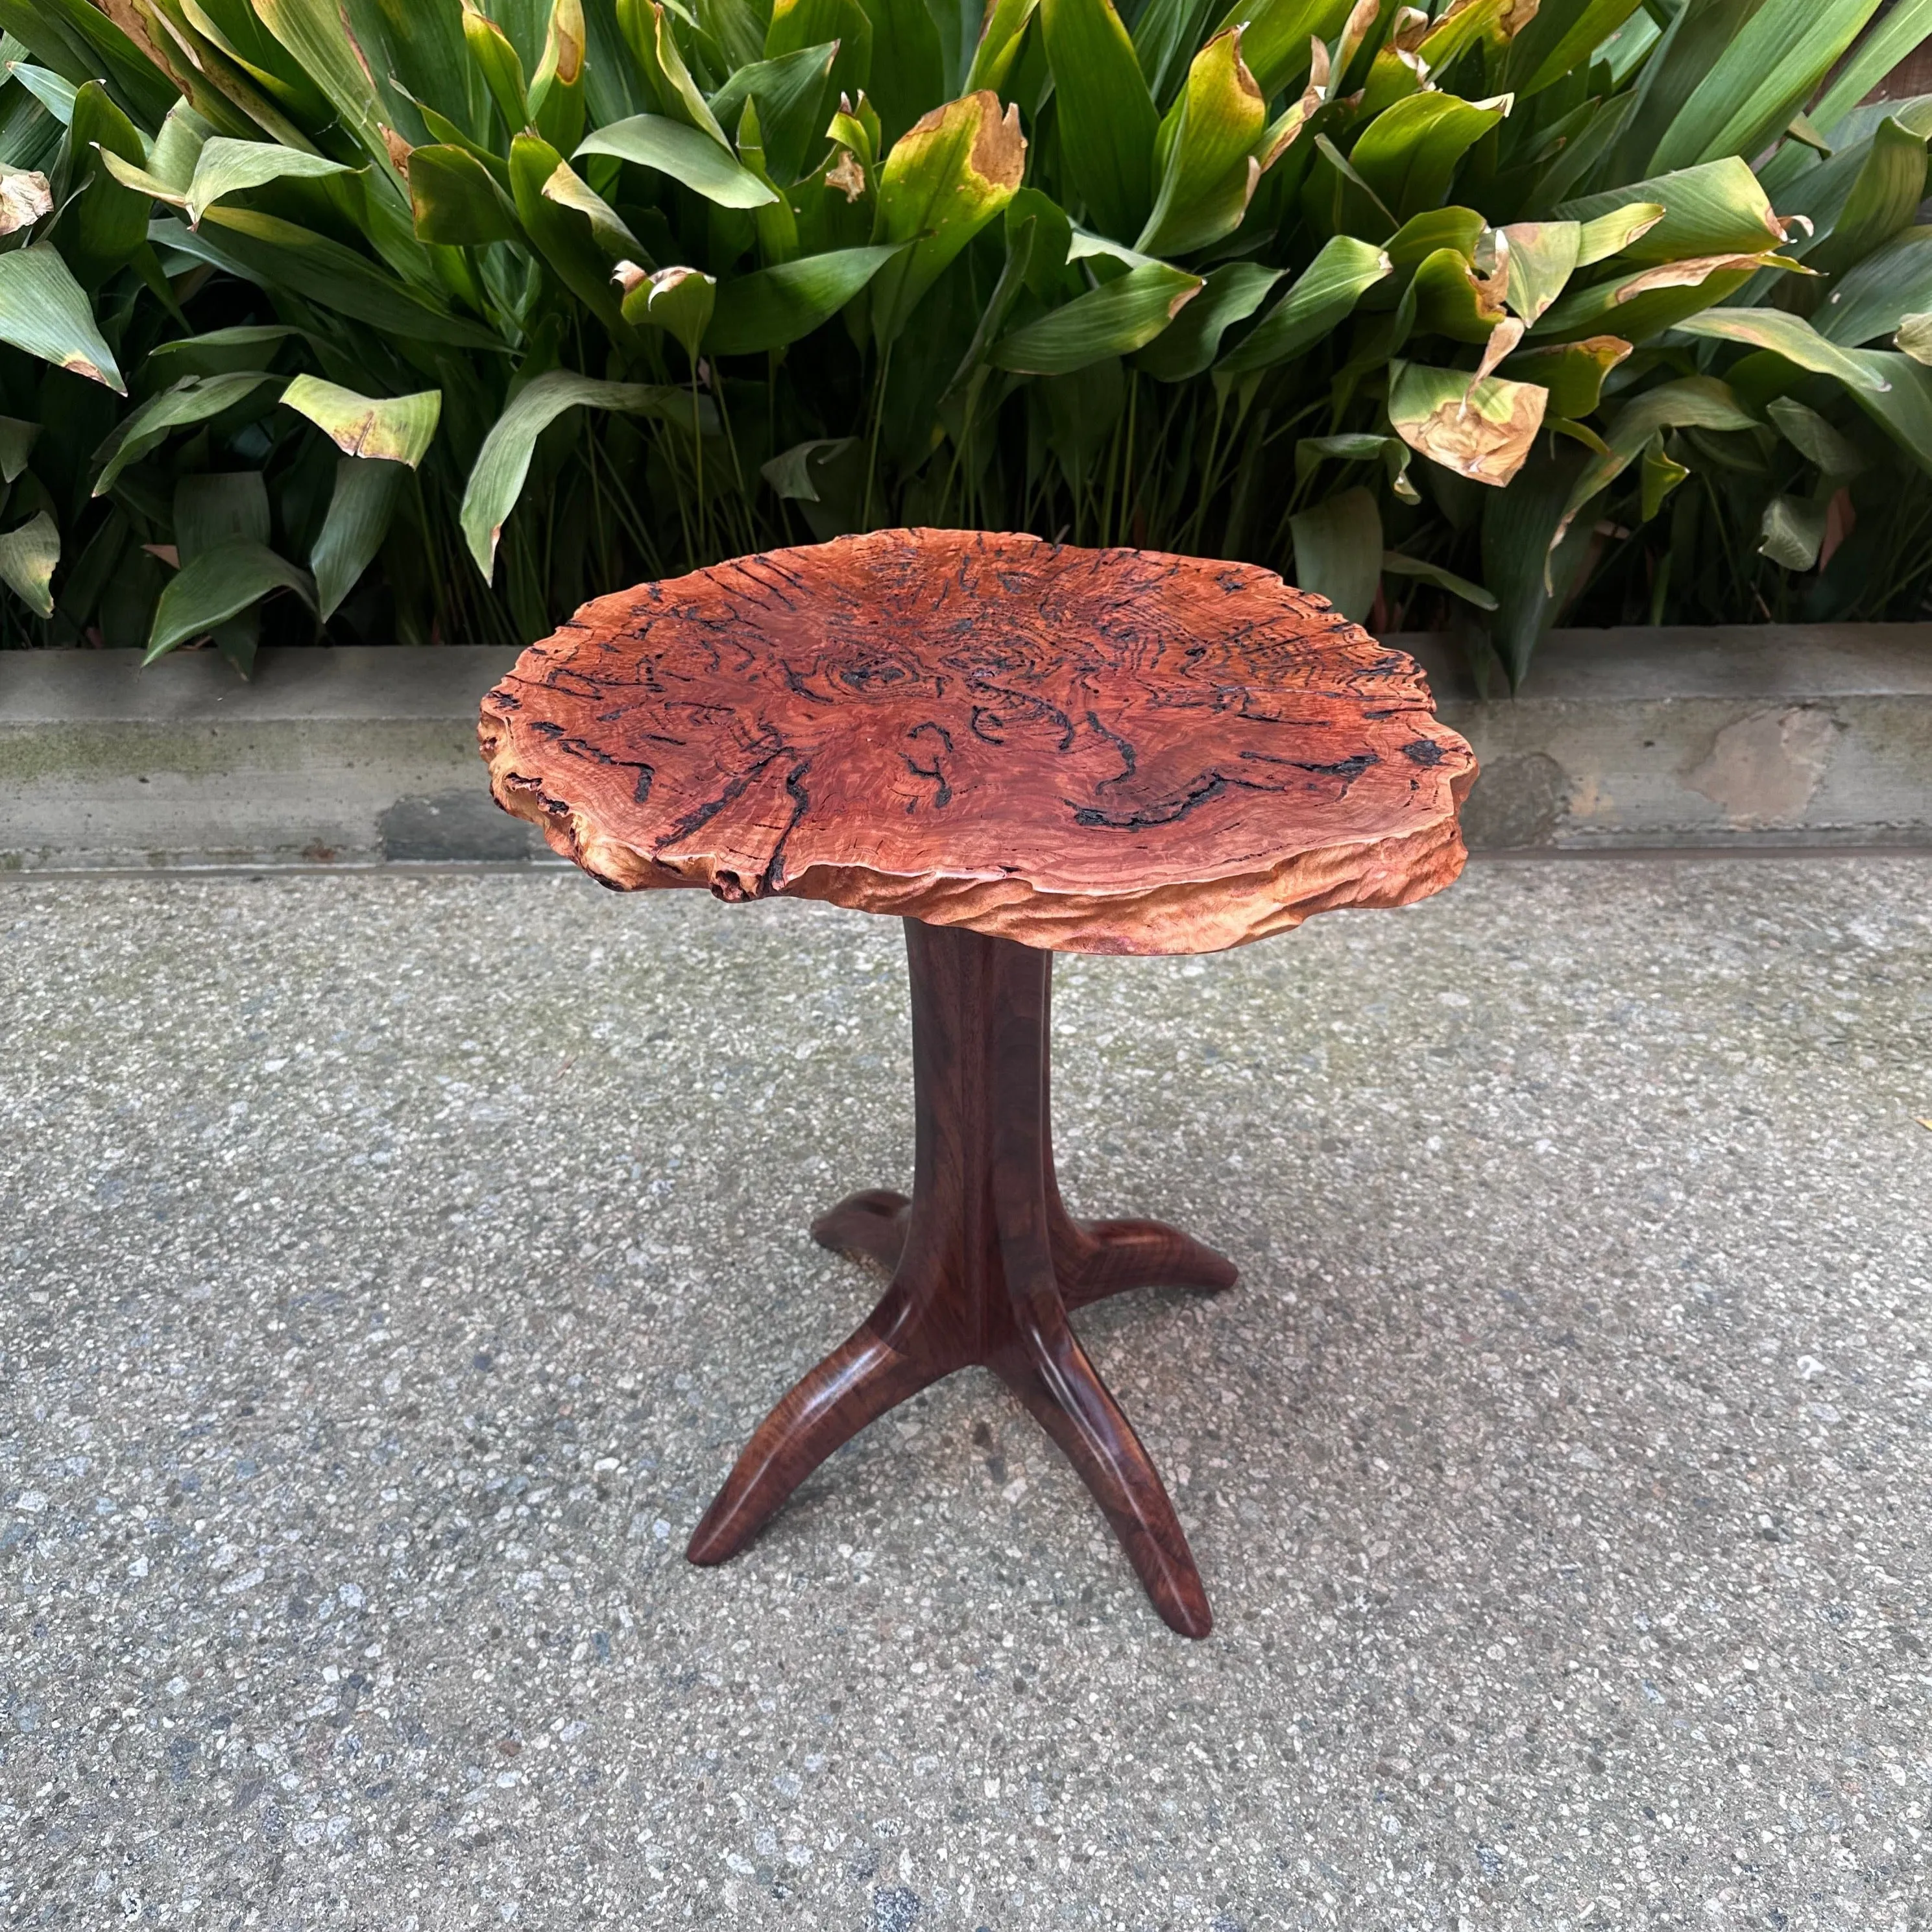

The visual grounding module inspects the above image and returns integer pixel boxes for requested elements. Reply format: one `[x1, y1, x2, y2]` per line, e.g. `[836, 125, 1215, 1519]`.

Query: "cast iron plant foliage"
[0, 0, 1924, 677]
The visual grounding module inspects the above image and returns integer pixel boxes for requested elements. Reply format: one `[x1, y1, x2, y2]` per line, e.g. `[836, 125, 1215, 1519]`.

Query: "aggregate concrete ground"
[2, 858, 1929, 1931]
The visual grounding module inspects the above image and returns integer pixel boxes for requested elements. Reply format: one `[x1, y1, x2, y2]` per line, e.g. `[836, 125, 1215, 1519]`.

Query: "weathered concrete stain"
[1685, 706, 1841, 828]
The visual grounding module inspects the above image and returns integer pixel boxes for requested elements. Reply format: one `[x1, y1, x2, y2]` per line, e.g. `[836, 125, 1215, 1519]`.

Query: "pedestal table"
[479, 528, 1475, 1636]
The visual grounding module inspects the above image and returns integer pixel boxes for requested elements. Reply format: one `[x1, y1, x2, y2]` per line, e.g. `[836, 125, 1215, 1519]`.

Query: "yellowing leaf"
[0, 510, 57, 616]
[869, 90, 1024, 348]
[280, 375, 443, 465]
[1137, 28, 1270, 259]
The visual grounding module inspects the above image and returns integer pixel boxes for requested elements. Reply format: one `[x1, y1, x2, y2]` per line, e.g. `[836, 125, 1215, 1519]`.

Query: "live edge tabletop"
[479, 527, 1476, 1636]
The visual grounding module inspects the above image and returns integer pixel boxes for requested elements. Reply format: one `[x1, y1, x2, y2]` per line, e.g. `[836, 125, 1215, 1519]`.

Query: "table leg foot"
[993, 1310, 1213, 1639]
[1062, 1218, 1239, 1310]
[686, 1305, 945, 1567]
[810, 1189, 911, 1274]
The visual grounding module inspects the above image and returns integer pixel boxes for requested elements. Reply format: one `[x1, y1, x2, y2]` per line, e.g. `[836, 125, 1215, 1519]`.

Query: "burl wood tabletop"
[477, 529, 1475, 955]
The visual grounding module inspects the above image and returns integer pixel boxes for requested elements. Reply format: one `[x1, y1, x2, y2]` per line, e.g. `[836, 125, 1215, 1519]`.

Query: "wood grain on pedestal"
[477, 528, 1475, 955]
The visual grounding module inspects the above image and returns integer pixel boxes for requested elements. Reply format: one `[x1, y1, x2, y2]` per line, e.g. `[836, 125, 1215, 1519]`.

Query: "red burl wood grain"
[477, 529, 1476, 954]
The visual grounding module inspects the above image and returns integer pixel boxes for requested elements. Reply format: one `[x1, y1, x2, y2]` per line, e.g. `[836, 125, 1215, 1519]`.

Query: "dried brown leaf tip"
[827, 150, 865, 201]
[969, 93, 1027, 191]
[0, 170, 51, 236]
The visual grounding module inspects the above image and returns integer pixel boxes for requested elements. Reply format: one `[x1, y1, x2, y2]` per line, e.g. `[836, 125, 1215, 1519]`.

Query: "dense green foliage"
[0, 0, 1926, 679]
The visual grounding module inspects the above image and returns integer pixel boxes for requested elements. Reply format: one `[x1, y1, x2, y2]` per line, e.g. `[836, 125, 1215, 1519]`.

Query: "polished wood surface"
[688, 920, 1235, 1637]
[477, 528, 1475, 955]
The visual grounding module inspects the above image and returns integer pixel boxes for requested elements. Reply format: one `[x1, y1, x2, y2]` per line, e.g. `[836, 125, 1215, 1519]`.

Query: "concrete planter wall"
[3, 625, 1928, 871]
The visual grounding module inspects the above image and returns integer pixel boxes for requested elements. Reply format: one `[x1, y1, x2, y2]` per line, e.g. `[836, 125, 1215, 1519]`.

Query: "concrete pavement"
[2, 857, 1929, 1929]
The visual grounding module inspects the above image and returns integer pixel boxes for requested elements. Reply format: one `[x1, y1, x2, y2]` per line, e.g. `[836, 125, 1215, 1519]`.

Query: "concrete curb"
[1397, 625, 1932, 852]
[3, 626, 1928, 870]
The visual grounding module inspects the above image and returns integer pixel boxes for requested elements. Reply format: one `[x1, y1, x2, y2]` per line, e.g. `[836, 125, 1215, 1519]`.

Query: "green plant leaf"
[1040, 0, 1157, 243]
[311, 454, 405, 620]
[529, 0, 588, 154]
[6, 64, 77, 125]
[767, 0, 872, 105]
[281, 375, 443, 464]
[1814, 226, 1932, 346]
[1411, 245, 1506, 342]
[1672, 308, 1891, 392]
[614, 0, 726, 139]
[461, 0, 529, 136]
[144, 539, 315, 662]
[1500, 221, 1581, 324]
[1497, 335, 1631, 415]
[1137, 27, 1270, 258]
[0, 509, 56, 616]
[1349, 91, 1509, 224]
[182, 138, 356, 226]
[1841, 347, 1932, 472]
[1133, 260, 1281, 380]
[762, 435, 858, 499]
[991, 261, 1202, 374]
[150, 102, 214, 193]
[868, 90, 1026, 349]
[147, 324, 301, 379]
[1803, 117, 1929, 280]
[575, 114, 779, 207]
[176, 471, 271, 557]
[706, 243, 905, 353]
[0, 415, 40, 482]
[1758, 491, 1828, 570]
[1810, 0, 1932, 136]
[541, 157, 644, 258]
[1575, 202, 1665, 266]
[0, 0, 178, 127]
[168, 211, 504, 349]
[966, 0, 1039, 93]
[1765, 395, 1865, 477]
[617, 262, 715, 356]
[1220, 0, 1351, 97]
[1552, 374, 1757, 544]
[509, 134, 634, 338]
[1215, 233, 1390, 374]
[1288, 485, 1381, 623]
[1648, 0, 1883, 175]
[461, 369, 687, 578]
[1504, 0, 1645, 100]
[407, 143, 524, 246]
[1381, 549, 1497, 609]
[1480, 436, 1589, 686]
[1638, 430, 1687, 522]
[1385, 208, 1488, 272]
[91, 372, 279, 497]
[253, 0, 403, 182]
[1557, 158, 1789, 263]
[1388, 361, 1549, 487]
[856, 0, 944, 147]
[708, 45, 839, 186]
[1898, 313, 1932, 364]
[1301, 131, 1397, 243]
[0, 243, 124, 391]
[67, 81, 149, 287]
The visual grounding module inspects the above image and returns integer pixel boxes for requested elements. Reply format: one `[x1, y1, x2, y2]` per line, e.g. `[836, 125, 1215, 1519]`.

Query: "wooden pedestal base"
[686, 920, 1237, 1637]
